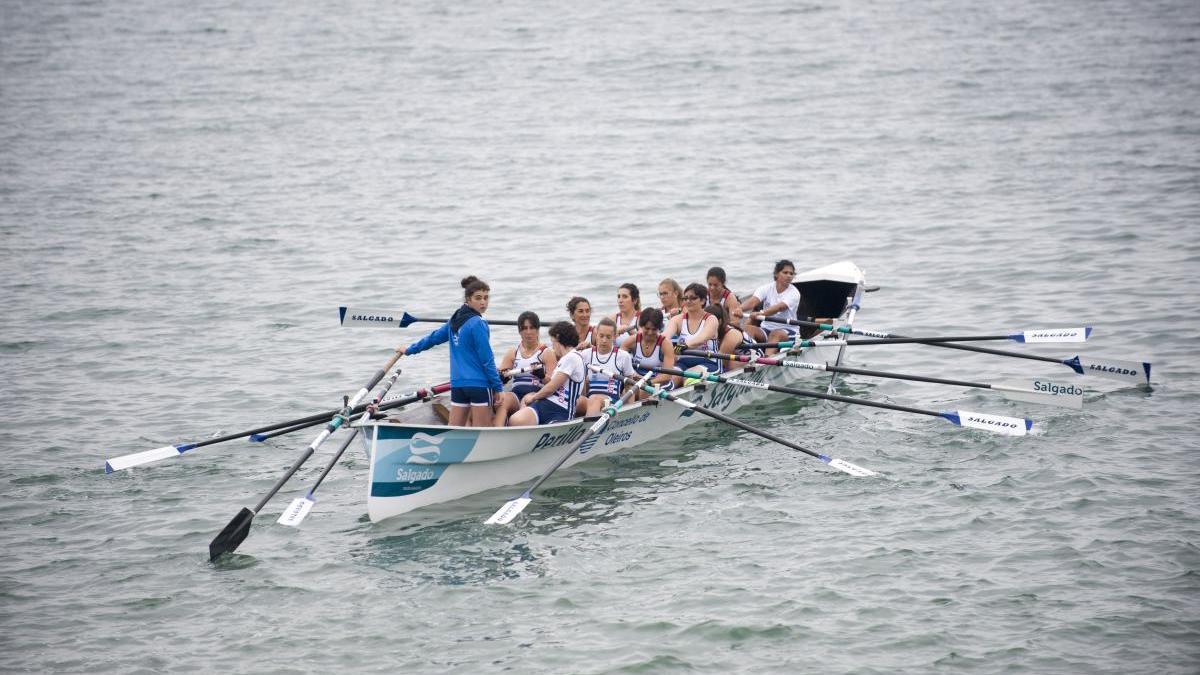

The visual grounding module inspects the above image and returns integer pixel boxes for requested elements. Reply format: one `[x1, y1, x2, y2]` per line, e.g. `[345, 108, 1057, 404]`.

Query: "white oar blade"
[822, 456, 876, 477]
[948, 410, 1032, 436]
[1075, 356, 1151, 386]
[994, 380, 1084, 410]
[1020, 327, 1091, 343]
[104, 444, 183, 473]
[338, 306, 402, 328]
[485, 497, 531, 525]
[277, 497, 316, 527]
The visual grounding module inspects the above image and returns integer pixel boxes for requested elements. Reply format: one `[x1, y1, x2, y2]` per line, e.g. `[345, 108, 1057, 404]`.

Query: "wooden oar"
[682, 350, 1084, 409]
[208, 350, 403, 561]
[620, 375, 876, 476]
[485, 370, 655, 525]
[648, 366, 1034, 436]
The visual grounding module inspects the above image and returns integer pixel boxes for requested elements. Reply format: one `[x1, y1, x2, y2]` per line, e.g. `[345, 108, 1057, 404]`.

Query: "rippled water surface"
[3, 0, 1199, 672]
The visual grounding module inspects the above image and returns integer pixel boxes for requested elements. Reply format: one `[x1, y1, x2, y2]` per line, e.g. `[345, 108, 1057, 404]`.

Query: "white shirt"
[752, 282, 801, 332]
[546, 350, 586, 410]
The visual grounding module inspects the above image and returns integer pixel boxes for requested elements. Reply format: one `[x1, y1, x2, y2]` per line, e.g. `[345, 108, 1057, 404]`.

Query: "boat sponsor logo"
[705, 372, 766, 411]
[780, 360, 821, 370]
[532, 426, 586, 451]
[603, 430, 633, 446]
[1033, 380, 1083, 396]
[395, 467, 437, 482]
[965, 415, 1019, 429]
[352, 314, 396, 323]
[1023, 328, 1087, 343]
[1087, 363, 1137, 377]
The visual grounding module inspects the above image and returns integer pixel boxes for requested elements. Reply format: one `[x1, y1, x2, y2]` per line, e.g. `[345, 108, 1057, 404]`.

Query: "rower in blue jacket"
[397, 275, 503, 427]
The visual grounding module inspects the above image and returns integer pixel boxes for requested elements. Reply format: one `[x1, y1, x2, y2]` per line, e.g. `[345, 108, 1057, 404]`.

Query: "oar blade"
[209, 507, 255, 561]
[1017, 327, 1092, 343]
[338, 307, 402, 328]
[486, 496, 532, 525]
[821, 455, 877, 477]
[277, 497, 316, 528]
[1072, 356, 1151, 386]
[944, 410, 1032, 436]
[994, 380, 1084, 410]
[104, 444, 189, 473]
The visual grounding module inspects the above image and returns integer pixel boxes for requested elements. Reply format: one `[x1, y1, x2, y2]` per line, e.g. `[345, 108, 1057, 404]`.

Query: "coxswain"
[397, 276, 502, 427]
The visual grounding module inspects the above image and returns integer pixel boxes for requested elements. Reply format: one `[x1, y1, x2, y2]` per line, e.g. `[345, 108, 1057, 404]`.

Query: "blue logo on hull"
[371, 427, 478, 497]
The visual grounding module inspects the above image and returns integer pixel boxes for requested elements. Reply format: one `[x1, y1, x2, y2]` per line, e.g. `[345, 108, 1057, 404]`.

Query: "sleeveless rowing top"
[511, 343, 547, 388]
[631, 332, 666, 370]
[674, 312, 719, 352]
[614, 310, 640, 337]
[584, 346, 632, 400]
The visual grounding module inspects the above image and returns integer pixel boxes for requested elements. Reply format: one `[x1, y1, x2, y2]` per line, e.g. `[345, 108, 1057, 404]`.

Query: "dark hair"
[705, 304, 728, 337]
[596, 317, 617, 333]
[566, 296, 590, 315]
[618, 283, 641, 311]
[773, 260, 795, 275]
[684, 282, 709, 304]
[706, 267, 726, 284]
[548, 321, 579, 348]
[462, 275, 490, 299]
[638, 307, 664, 331]
[517, 311, 540, 330]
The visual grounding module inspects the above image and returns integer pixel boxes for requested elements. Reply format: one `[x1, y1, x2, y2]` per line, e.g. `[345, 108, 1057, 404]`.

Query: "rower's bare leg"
[765, 328, 791, 356]
[508, 407, 537, 427]
[492, 392, 520, 427]
[469, 404, 493, 427]
[449, 405, 470, 426]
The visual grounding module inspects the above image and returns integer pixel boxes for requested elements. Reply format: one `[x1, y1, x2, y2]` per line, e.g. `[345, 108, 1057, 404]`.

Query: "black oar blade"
[209, 507, 255, 561]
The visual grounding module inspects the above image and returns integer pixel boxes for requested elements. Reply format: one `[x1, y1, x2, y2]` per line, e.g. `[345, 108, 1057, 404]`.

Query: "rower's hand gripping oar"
[648, 366, 1034, 436]
[683, 350, 1084, 410]
[485, 369, 655, 525]
[623, 376, 876, 477]
[208, 350, 403, 561]
[339, 307, 520, 328]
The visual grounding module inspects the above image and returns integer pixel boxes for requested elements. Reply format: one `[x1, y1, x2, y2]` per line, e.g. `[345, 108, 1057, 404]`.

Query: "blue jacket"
[405, 304, 503, 392]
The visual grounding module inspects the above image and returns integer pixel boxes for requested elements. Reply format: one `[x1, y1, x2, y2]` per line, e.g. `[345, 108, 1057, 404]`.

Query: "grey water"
[3, 0, 1199, 672]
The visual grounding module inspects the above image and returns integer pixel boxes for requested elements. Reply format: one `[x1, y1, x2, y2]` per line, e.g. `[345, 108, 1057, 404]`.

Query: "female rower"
[706, 266, 741, 324]
[620, 307, 676, 397]
[492, 311, 558, 427]
[567, 296, 594, 349]
[613, 283, 642, 336]
[740, 259, 801, 354]
[397, 275, 502, 427]
[657, 278, 684, 318]
[508, 322, 587, 427]
[579, 317, 640, 416]
[664, 283, 721, 386]
[706, 304, 746, 372]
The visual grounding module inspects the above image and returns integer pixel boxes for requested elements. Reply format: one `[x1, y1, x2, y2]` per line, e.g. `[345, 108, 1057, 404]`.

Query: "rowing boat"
[362, 260, 868, 522]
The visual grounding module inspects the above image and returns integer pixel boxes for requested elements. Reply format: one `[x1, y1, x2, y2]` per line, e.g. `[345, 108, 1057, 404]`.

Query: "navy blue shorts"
[450, 387, 495, 408]
[511, 383, 540, 400]
[677, 355, 722, 375]
[531, 399, 570, 425]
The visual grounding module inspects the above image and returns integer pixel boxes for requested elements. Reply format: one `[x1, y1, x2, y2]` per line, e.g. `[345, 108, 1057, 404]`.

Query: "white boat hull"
[363, 261, 866, 522]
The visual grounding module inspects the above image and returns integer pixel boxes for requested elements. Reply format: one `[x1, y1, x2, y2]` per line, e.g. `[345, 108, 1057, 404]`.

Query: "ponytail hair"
[705, 304, 728, 337]
[462, 275, 490, 299]
[619, 283, 641, 311]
